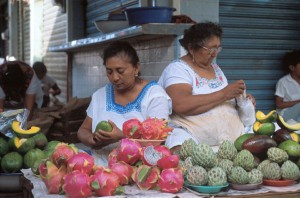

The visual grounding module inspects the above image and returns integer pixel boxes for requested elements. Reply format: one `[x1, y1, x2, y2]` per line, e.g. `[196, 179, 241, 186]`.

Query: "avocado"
[95, 120, 113, 132]
[278, 140, 300, 157]
[234, 133, 255, 151]
[277, 115, 300, 131]
[256, 110, 278, 123]
[253, 121, 275, 136]
[242, 135, 277, 156]
[272, 128, 293, 144]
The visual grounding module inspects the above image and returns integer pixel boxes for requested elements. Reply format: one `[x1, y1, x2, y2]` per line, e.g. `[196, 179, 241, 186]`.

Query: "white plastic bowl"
[94, 20, 129, 34]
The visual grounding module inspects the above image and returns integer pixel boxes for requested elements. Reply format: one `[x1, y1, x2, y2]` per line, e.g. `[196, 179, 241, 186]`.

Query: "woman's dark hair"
[3, 62, 26, 100]
[282, 50, 300, 72]
[179, 21, 223, 51]
[33, 61, 47, 78]
[103, 41, 139, 68]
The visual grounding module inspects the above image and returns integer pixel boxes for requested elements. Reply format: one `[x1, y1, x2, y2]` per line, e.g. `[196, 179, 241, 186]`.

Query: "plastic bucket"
[125, 7, 176, 26]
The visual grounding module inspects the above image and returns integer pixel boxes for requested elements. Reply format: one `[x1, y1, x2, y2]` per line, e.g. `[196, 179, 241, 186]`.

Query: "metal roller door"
[86, 0, 139, 37]
[218, 0, 300, 112]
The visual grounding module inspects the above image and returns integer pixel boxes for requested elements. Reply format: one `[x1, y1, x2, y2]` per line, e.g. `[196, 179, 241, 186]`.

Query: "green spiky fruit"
[267, 147, 288, 164]
[180, 156, 193, 176]
[281, 160, 300, 181]
[257, 159, 271, 172]
[248, 169, 263, 184]
[186, 165, 208, 186]
[207, 167, 227, 186]
[192, 142, 216, 168]
[217, 140, 238, 161]
[233, 150, 255, 171]
[228, 166, 249, 184]
[261, 162, 281, 180]
[216, 159, 233, 175]
[179, 138, 197, 160]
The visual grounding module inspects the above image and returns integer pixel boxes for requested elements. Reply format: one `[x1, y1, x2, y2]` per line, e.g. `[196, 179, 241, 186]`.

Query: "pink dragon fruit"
[157, 168, 184, 193]
[108, 148, 118, 167]
[141, 118, 173, 140]
[132, 165, 160, 190]
[39, 159, 67, 194]
[66, 152, 95, 174]
[63, 170, 93, 198]
[141, 145, 163, 166]
[117, 138, 142, 165]
[90, 168, 121, 196]
[154, 145, 172, 157]
[122, 118, 143, 139]
[91, 165, 105, 175]
[157, 155, 180, 170]
[51, 143, 78, 167]
[110, 161, 134, 185]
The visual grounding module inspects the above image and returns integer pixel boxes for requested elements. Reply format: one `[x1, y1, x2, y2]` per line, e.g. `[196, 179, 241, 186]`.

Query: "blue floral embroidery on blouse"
[106, 81, 157, 114]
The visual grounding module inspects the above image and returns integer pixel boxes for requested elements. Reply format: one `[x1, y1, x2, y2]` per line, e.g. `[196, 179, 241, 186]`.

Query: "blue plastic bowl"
[125, 7, 176, 26]
[184, 181, 229, 194]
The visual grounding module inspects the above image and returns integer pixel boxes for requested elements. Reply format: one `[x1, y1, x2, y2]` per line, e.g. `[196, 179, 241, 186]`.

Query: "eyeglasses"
[199, 45, 222, 55]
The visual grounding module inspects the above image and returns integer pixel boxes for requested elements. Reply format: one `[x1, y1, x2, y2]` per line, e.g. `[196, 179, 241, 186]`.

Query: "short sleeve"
[158, 61, 194, 89]
[26, 73, 40, 95]
[142, 85, 172, 120]
[275, 78, 286, 98]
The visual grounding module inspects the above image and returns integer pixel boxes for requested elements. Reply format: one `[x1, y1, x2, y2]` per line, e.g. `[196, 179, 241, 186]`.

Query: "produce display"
[0, 122, 46, 173]
[180, 109, 300, 193]
[1, 112, 300, 197]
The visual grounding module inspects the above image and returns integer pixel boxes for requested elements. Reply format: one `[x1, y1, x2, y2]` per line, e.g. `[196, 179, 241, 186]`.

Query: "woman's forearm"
[24, 94, 36, 120]
[276, 99, 300, 109]
[172, 90, 227, 116]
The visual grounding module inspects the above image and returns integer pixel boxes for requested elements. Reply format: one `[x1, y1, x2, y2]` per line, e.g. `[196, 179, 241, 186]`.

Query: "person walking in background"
[77, 41, 172, 166]
[0, 60, 43, 120]
[158, 21, 256, 152]
[275, 50, 300, 122]
[33, 61, 61, 107]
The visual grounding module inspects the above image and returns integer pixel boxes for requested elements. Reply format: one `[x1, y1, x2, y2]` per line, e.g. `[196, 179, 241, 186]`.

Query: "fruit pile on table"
[1, 111, 300, 197]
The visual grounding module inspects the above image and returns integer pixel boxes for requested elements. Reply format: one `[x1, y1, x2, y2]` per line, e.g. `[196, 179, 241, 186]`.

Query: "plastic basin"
[125, 7, 176, 26]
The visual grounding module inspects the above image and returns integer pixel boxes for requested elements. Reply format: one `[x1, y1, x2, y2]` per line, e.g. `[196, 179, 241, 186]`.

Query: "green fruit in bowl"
[95, 121, 113, 132]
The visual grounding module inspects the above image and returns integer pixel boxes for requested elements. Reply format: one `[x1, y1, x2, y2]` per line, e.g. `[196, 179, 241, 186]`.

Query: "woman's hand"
[246, 93, 256, 108]
[223, 80, 246, 100]
[93, 120, 124, 147]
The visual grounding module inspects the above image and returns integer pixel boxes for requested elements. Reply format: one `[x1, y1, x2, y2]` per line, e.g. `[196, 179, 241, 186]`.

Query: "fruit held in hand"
[95, 120, 113, 132]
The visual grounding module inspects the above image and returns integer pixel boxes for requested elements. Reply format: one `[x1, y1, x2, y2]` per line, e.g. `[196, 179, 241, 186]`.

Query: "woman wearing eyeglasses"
[158, 21, 256, 151]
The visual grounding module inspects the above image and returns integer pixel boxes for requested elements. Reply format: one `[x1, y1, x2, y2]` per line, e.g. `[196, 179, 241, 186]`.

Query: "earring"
[135, 74, 138, 77]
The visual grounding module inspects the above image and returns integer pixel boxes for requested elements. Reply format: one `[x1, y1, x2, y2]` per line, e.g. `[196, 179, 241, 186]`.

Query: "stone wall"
[72, 36, 177, 98]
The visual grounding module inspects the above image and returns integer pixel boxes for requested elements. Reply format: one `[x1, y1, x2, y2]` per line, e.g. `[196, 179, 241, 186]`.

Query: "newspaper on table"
[0, 108, 30, 138]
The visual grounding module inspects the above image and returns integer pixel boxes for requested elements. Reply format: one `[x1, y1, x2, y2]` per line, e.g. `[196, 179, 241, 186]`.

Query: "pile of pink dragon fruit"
[122, 117, 173, 140]
[38, 118, 183, 197]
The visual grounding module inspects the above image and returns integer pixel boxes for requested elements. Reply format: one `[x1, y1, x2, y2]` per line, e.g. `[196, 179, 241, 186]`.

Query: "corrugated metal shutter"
[42, 1, 67, 103]
[86, 0, 139, 37]
[23, 3, 30, 64]
[219, 0, 300, 112]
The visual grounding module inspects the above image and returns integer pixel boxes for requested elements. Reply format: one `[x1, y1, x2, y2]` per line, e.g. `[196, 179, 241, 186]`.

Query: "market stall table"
[21, 169, 300, 198]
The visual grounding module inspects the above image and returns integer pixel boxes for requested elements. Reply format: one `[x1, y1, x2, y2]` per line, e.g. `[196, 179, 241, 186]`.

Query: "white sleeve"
[0, 86, 5, 99]
[275, 78, 285, 98]
[26, 73, 40, 95]
[143, 85, 172, 120]
[158, 61, 193, 89]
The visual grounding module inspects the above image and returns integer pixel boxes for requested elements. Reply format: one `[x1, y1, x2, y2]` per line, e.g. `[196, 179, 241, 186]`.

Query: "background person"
[77, 41, 172, 166]
[275, 50, 300, 122]
[158, 21, 256, 151]
[0, 60, 43, 120]
[33, 61, 61, 107]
